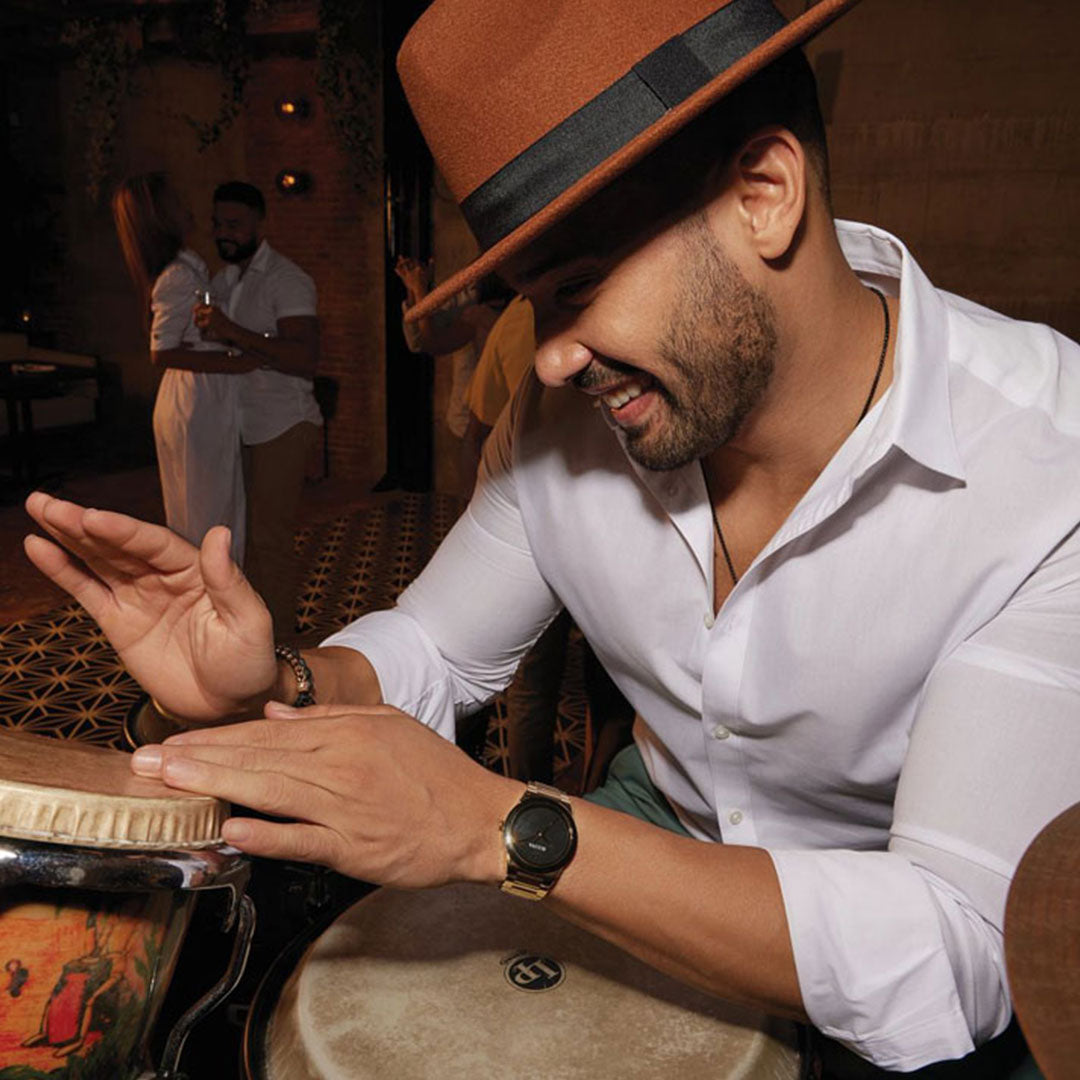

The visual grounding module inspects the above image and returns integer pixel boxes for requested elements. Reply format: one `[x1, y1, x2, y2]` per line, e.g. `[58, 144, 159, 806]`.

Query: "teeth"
[602, 380, 647, 410]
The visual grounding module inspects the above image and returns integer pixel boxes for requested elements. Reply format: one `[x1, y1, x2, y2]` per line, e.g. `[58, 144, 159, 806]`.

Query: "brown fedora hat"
[1005, 802, 1080, 1080]
[398, 0, 862, 320]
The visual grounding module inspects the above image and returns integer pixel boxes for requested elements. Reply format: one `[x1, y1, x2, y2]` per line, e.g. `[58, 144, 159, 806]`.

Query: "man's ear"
[715, 127, 808, 262]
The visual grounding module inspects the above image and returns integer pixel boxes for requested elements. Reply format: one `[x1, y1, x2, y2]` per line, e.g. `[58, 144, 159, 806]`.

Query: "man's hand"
[131, 703, 521, 887]
[193, 302, 242, 345]
[393, 255, 433, 306]
[24, 492, 277, 723]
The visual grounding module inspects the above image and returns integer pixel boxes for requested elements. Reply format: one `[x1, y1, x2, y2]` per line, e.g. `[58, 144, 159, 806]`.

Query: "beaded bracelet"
[274, 643, 316, 708]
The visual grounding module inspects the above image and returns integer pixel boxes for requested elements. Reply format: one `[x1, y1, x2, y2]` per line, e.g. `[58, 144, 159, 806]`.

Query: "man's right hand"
[23, 493, 277, 725]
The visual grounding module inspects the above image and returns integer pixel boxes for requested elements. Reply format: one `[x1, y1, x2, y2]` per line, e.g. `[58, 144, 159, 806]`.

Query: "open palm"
[24, 493, 276, 723]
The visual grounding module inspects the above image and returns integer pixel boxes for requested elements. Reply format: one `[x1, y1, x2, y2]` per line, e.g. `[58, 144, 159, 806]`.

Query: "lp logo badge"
[504, 953, 566, 992]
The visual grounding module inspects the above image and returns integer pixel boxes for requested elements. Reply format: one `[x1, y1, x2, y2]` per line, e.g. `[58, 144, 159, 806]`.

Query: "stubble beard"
[216, 236, 259, 264]
[623, 217, 778, 472]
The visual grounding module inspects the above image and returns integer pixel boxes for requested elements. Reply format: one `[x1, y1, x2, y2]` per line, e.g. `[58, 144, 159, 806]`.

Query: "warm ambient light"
[275, 169, 312, 195]
[275, 96, 311, 120]
[20, 310, 31, 325]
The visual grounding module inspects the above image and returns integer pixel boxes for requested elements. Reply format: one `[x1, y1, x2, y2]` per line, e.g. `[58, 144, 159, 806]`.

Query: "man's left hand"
[130, 701, 520, 888]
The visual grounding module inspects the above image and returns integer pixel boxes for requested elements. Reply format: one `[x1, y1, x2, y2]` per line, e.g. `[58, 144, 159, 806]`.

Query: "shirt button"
[728, 810, 743, 826]
[712, 724, 730, 740]
[704, 611, 715, 629]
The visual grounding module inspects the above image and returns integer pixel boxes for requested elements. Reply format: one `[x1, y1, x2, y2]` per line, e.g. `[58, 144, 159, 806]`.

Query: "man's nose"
[533, 330, 593, 387]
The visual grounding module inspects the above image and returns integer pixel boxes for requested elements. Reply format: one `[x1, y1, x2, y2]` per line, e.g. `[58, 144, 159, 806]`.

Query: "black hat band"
[460, 0, 788, 251]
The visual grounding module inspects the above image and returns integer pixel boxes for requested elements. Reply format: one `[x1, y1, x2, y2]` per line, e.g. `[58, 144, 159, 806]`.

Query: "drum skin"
[259, 882, 802, 1080]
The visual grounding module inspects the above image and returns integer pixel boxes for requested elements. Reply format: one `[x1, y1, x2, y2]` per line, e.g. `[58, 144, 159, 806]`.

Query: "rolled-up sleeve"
[321, 398, 562, 738]
[771, 524, 1080, 1070]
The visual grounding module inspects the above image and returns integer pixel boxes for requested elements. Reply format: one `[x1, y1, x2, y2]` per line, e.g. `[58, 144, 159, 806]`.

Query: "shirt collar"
[249, 238, 272, 273]
[835, 220, 966, 483]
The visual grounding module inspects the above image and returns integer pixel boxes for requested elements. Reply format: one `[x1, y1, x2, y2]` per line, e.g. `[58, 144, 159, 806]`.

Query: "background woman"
[112, 173, 248, 563]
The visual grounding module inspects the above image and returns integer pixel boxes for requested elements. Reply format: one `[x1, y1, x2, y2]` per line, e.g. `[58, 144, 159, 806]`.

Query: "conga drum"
[0, 730, 255, 1079]
[246, 882, 804, 1079]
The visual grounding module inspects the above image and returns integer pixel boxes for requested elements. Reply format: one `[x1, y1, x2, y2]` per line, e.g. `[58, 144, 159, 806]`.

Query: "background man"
[23, 0, 1080, 1073]
[194, 180, 322, 636]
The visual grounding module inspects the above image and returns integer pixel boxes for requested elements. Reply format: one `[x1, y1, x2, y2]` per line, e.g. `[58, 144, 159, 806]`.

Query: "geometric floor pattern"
[0, 492, 589, 778]
[0, 603, 137, 748]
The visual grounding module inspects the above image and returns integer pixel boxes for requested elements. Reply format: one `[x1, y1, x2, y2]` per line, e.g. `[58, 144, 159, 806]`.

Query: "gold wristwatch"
[500, 782, 577, 900]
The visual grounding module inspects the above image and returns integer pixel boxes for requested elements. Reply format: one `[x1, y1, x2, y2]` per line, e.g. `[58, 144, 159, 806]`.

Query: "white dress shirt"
[150, 249, 245, 564]
[323, 221, 1080, 1070]
[210, 240, 322, 445]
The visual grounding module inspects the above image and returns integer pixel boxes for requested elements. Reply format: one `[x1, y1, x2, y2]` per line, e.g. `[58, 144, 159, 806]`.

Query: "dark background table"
[0, 357, 101, 493]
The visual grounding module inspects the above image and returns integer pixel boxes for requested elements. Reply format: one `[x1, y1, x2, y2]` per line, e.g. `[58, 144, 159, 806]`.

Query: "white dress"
[150, 249, 245, 564]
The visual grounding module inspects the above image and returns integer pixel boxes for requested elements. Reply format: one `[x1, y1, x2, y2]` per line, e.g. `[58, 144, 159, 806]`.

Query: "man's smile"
[573, 363, 664, 428]
[598, 375, 661, 427]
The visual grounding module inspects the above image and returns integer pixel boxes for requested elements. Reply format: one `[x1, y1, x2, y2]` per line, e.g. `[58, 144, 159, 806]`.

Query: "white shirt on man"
[210, 239, 322, 445]
[323, 221, 1080, 1070]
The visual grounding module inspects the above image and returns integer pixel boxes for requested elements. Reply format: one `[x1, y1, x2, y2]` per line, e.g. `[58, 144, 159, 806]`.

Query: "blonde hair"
[111, 173, 190, 319]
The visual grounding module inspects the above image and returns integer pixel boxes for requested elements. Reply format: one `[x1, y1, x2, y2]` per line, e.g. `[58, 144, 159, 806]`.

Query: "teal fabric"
[1009, 1059, 1045, 1080]
[583, 743, 692, 837]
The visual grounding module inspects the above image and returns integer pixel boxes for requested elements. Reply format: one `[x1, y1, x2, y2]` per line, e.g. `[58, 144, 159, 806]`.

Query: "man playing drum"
[23, 0, 1080, 1073]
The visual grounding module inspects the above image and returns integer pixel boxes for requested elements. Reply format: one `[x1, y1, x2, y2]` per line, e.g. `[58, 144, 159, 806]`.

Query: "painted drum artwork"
[0, 886, 181, 1074]
[0, 730, 253, 1080]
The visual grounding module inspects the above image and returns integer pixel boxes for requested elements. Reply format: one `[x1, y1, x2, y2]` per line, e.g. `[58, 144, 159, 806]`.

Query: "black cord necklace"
[706, 286, 891, 589]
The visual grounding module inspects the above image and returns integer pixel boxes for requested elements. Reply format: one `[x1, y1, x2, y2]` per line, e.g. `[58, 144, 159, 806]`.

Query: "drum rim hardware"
[0, 836, 249, 895]
[157, 893, 256, 1080]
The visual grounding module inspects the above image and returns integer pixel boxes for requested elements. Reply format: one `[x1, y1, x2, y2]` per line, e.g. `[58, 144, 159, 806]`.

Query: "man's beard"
[620, 217, 778, 471]
[216, 237, 259, 263]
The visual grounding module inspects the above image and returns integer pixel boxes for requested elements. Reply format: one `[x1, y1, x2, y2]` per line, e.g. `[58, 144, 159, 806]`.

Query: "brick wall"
[780, 0, 1080, 338]
[241, 50, 386, 489]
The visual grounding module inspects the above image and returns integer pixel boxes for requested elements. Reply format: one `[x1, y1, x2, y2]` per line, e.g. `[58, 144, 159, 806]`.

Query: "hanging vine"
[61, 0, 380, 200]
[164, 0, 261, 151]
[60, 17, 141, 202]
[316, 0, 381, 186]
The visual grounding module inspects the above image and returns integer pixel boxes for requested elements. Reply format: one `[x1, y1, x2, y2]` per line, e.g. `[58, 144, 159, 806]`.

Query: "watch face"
[506, 801, 575, 872]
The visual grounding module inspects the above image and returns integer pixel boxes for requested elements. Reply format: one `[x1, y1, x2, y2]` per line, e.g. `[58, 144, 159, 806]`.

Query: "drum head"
[0, 728, 227, 850]
[259, 882, 802, 1080]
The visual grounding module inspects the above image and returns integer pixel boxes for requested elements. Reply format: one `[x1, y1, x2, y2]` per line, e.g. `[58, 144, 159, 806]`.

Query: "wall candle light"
[275, 96, 311, 120]
[275, 169, 312, 195]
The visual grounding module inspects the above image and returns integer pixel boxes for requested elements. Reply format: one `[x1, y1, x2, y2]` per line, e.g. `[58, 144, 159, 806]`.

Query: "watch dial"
[509, 803, 573, 871]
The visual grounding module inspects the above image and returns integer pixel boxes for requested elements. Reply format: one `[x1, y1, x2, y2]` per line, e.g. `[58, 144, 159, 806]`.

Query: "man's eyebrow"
[515, 243, 607, 287]
[515, 248, 577, 287]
